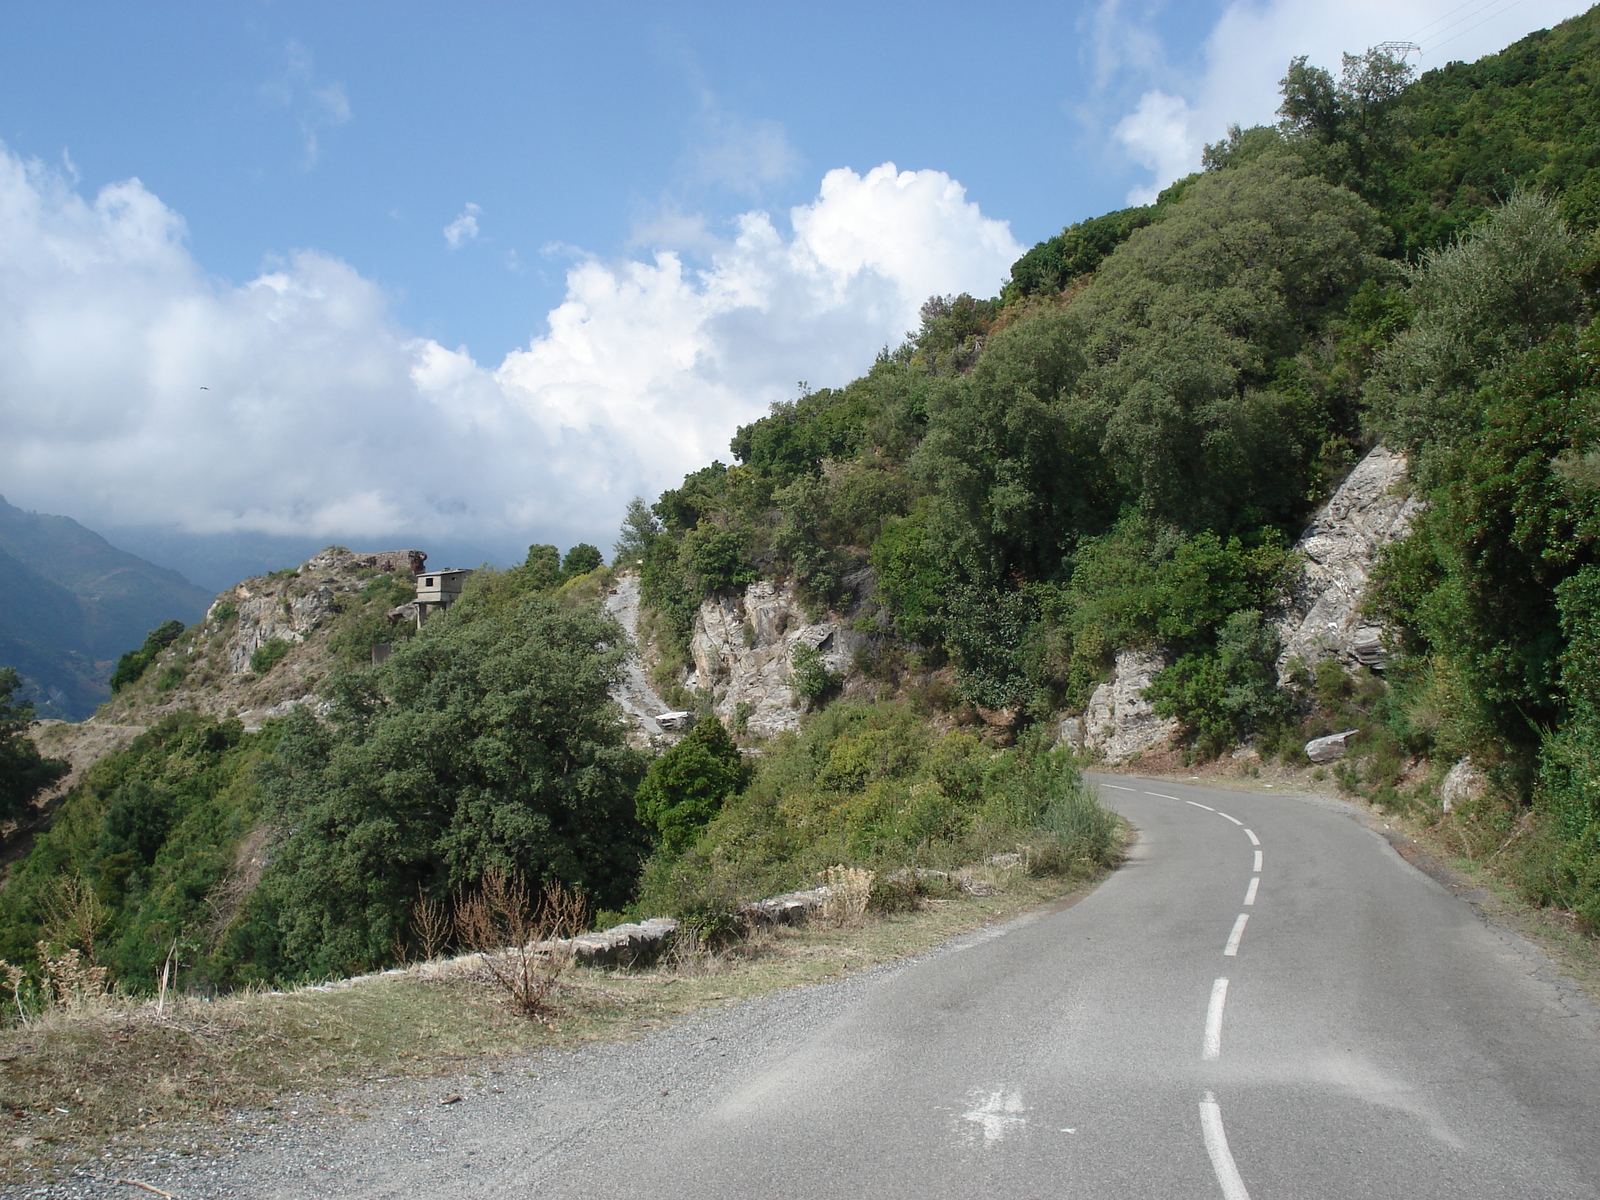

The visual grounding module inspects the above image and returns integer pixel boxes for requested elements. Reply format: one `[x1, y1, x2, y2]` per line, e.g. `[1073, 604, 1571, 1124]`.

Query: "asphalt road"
[86, 778, 1600, 1199]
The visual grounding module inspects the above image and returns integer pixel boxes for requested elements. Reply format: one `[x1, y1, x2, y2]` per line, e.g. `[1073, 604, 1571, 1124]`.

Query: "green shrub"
[635, 701, 1120, 919]
[788, 642, 840, 707]
[108, 620, 187, 694]
[635, 717, 747, 857]
[249, 639, 291, 676]
[1148, 610, 1290, 759]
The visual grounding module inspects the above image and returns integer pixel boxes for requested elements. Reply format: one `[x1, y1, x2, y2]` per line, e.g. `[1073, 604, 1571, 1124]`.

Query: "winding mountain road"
[104, 778, 1600, 1199]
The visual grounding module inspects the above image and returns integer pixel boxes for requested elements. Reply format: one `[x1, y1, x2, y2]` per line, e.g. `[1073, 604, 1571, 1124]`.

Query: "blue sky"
[0, 2, 1219, 361]
[0, 0, 1588, 582]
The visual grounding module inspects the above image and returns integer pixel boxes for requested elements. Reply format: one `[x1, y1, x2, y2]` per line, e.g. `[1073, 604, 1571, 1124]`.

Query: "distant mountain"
[0, 496, 212, 719]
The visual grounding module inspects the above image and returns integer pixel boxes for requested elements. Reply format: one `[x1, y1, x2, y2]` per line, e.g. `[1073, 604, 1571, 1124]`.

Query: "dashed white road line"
[1101, 783, 1136, 792]
[1223, 914, 1249, 957]
[1243, 877, 1259, 906]
[1216, 812, 1243, 826]
[1244, 828, 1260, 846]
[1186, 800, 1215, 811]
[1202, 978, 1229, 1060]
[1252, 850, 1263, 872]
[1200, 1093, 1252, 1200]
[1146, 791, 1181, 801]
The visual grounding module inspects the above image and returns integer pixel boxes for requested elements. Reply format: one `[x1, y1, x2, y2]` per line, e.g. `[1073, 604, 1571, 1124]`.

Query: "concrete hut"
[413, 567, 474, 624]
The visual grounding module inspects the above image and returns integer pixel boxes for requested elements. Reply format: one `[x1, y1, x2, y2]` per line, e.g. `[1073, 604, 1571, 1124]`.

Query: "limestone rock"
[1081, 648, 1177, 764]
[1276, 445, 1423, 680]
[1439, 757, 1488, 812]
[688, 577, 868, 740]
[1305, 729, 1360, 762]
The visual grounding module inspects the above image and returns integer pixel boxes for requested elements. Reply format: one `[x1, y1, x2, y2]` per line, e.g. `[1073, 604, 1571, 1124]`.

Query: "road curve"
[100, 778, 1600, 1199]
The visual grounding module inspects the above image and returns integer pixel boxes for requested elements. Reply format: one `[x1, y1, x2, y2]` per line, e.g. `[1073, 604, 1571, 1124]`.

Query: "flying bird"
[200, 386, 209, 390]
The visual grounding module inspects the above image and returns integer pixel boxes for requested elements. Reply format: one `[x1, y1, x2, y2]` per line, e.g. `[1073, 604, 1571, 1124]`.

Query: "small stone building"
[413, 568, 474, 623]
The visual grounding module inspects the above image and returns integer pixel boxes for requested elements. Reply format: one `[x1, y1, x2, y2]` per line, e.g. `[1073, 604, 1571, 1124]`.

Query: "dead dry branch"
[453, 870, 589, 1021]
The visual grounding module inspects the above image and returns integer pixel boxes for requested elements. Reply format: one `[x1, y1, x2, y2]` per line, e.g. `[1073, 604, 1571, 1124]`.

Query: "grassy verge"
[0, 853, 1119, 1183]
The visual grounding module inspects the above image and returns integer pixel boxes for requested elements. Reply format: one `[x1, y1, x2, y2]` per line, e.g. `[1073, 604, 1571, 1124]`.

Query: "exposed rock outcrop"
[1276, 445, 1422, 679]
[102, 546, 419, 726]
[1062, 648, 1178, 764]
[1440, 757, 1488, 812]
[687, 577, 869, 740]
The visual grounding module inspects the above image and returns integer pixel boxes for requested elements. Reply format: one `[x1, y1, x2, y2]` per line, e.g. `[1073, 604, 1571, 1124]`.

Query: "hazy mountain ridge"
[0, 496, 212, 718]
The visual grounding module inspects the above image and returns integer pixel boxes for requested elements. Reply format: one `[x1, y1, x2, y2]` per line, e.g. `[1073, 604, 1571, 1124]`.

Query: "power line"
[1427, 0, 1533, 57]
[1408, 0, 1509, 42]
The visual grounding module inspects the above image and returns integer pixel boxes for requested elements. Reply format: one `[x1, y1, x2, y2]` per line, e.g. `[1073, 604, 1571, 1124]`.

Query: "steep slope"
[0, 496, 212, 717]
[98, 546, 424, 728]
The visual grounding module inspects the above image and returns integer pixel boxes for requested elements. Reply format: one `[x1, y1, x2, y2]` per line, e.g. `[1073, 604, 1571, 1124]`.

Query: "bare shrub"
[409, 888, 452, 963]
[454, 870, 589, 1021]
[820, 866, 874, 926]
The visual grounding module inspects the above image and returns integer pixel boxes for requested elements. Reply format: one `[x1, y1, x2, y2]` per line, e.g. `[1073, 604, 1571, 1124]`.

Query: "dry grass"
[0, 850, 1122, 1183]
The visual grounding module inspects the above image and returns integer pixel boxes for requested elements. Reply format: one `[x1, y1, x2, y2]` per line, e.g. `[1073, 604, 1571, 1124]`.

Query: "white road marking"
[1244, 828, 1260, 845]
[962, 1089, 1027, 1143]
[1200, 1092, 1252, 1200]
[1203, 978, 1229, 1060]
[1146, 791, 1181, 800]
[1217, 812, 1243, 825]
[1186, 801, 1215, 811]
[1243, 877, 1259, 906]
[1253, 850, 1263, 872]
[1223, 914, 1249, 957]
[1101, 783, 1135, 792]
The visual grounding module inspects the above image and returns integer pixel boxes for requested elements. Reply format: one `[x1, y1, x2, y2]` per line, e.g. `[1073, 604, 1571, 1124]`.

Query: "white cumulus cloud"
[444, 202, 482, 249]
[0, 153, 1020, 560]
[1105, 0, 1592, 203]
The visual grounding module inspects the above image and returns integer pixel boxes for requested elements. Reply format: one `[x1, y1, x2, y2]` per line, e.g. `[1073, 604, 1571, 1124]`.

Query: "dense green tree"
[1368, 190, 1586, 464]
[108, 620, 186, 693]
[613, 496, 662, 566]
[0, 668, 67, 827]
[254, 577, 646, 978]
[561, 543, 604, 577]
[1278, 49, 1414, 203]
[635, 717, 747, 857]
[1072, 152, 1389, 531]
[523, 544, 562, 590]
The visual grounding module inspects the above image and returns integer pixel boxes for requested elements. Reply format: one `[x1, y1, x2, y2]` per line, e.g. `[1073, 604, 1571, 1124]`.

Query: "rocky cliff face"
[100, 546, 419, 728]
[1057, 648, 1178, 764]
[686, 577, 869, 740]
[1275, 445, 1422, 679]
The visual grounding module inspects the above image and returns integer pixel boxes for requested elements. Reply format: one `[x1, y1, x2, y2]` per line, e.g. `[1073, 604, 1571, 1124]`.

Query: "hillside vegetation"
[631, 12, 1600, 924]
[3, 10, 1599, 1008]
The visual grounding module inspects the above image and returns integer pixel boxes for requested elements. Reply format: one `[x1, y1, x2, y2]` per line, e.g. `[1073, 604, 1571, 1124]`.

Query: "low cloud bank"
[0, 151, 1019, 559]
